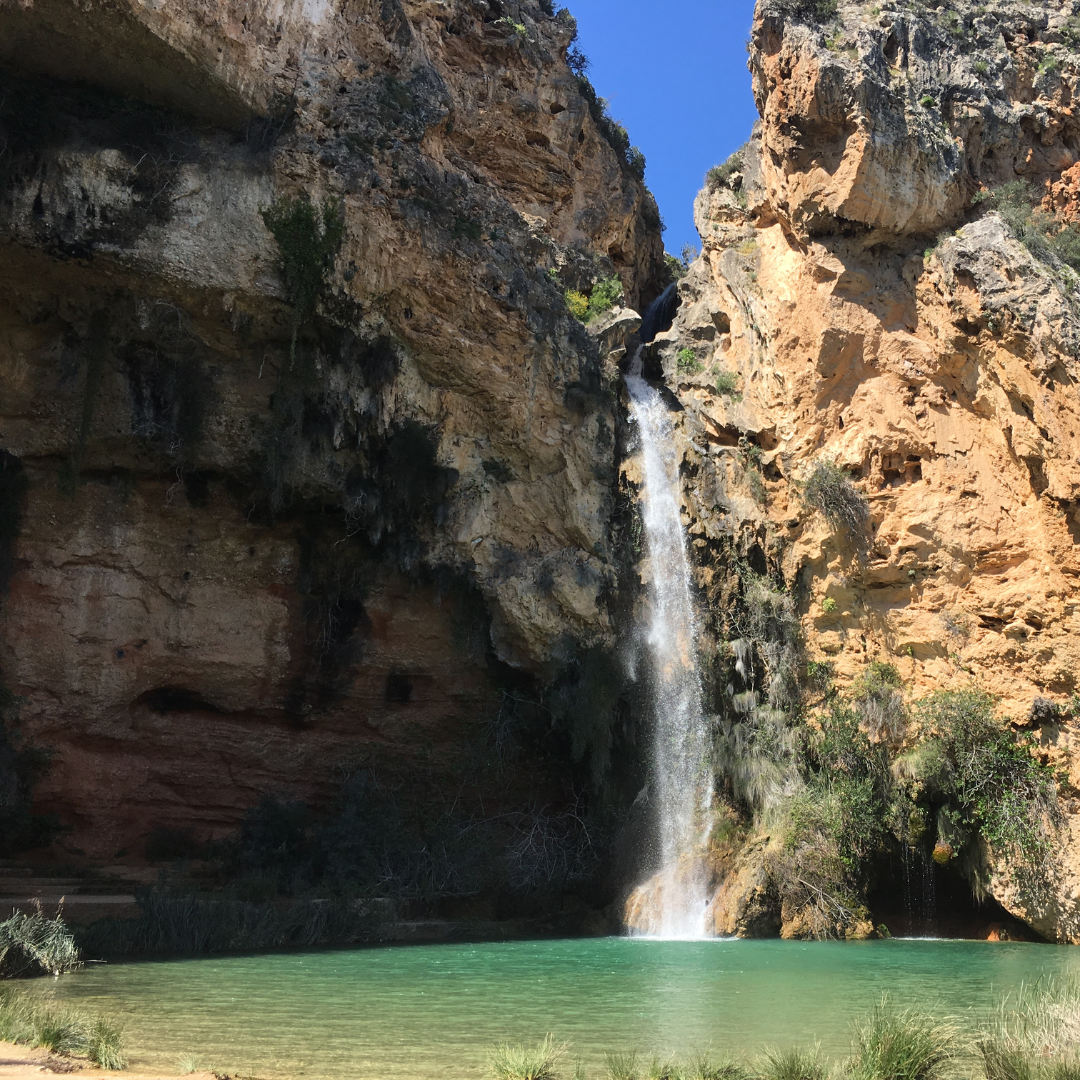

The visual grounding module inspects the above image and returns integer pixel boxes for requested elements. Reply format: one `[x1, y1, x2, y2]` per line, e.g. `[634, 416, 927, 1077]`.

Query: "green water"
[26, 938, 1080, 1079]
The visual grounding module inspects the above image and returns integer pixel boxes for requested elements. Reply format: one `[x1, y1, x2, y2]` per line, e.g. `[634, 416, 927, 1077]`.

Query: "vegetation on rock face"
[713, 556, 1060, 938]
[260, 193, 344, 362]
[259, 193, 347, 512]
[565, 276, 624, 324]
[901, 689, 1059, 892]
[706, 145, 748, 207]
[976, 182, 1080, 273]
[0, 689, 59, 857]
[711, 369, 740, 397]
[0, 989, 125, 1069]
[677, 347, 704, 375]
[769, 0, 838, 23]
[562, 13, 647, 183]
[801, 460, 869, 536]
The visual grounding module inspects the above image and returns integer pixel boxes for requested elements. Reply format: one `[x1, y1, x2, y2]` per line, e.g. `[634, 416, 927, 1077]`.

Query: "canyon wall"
[642, 0, 1080, 941]
[0, 0, 664, 865]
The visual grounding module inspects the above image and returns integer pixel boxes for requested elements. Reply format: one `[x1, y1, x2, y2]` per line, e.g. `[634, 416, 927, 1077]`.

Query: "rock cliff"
[641, 0, 1080, 942]
[0, 0, 665, 867]
[6, 0, 1080, 948]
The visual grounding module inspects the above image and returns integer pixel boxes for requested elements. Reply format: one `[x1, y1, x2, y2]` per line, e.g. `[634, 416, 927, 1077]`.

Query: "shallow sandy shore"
[0, 1042, 215, 1080]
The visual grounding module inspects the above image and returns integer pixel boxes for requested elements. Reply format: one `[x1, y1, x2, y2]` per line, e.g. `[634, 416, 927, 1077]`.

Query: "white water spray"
[625, 358, 714, 939]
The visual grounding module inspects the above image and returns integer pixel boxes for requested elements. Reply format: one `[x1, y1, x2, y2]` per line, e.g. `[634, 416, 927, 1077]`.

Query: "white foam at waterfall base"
[625, 371, 714, 940]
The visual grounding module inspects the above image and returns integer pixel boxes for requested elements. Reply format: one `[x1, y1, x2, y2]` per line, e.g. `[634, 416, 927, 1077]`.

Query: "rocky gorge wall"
[630, 0, 1080, 942]
[0, 0, 665, 875]
[6, 0, 1080, 950]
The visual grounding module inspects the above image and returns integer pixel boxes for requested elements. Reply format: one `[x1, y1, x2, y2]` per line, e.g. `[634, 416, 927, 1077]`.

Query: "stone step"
[0, 880, 85, 890]
[0, 895, 140, 925]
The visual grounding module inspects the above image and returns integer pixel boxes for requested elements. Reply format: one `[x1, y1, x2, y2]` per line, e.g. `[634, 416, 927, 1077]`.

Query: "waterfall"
[624, 358, 714, 939]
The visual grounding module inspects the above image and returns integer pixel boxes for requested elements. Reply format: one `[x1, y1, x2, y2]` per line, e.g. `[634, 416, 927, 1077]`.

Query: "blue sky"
[568, 0, 759, 258]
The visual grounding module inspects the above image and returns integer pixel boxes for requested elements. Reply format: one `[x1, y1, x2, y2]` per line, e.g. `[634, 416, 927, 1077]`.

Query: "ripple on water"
[24, 937, 1080, 1080]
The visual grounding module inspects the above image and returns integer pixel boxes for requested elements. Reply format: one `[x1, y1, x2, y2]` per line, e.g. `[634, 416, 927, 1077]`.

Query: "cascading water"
[623, 353, 714, 939]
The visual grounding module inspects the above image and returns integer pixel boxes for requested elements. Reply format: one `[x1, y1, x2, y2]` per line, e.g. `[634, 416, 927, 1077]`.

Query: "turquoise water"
[26, 938, 1080, 1079]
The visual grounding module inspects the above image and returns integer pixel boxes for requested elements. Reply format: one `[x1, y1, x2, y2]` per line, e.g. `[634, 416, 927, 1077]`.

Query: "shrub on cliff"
[906, 690, 1059, 886]
[801, 460, 869, 536]
[260, 193, 344, 362]
[769, 0, 838, 24]
[978, 182, 1080, 273]
[564, 276, 623, 324]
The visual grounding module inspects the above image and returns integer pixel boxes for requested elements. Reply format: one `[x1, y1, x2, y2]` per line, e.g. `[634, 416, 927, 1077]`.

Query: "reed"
[0, 909, 80, 977]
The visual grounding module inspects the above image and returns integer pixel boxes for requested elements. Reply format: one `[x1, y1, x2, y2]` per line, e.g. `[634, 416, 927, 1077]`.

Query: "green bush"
[496, 16, 528, 39]
[589, 275, 624, 317]
[260, 194, 344, 360]
[912, 690, 1058, 876]
[771, 0, 838, 23]
[801, 461, 869, 535]
[666, 253, 689, 280]
[565, 276, 624, 324]
[677, 347, 704, 375]
[707, 145, 747, 191]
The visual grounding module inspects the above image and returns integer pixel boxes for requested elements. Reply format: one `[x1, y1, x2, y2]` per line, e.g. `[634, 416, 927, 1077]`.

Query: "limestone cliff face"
[652, 0, 1080, 941]
[0, 0, 664, 860]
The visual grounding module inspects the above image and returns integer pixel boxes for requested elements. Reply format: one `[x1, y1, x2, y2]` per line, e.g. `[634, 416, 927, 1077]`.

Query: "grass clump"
[87, 1018, 127, 1071]
[0, 990, 126, 1069]
[712, 369, 740, 397]
[801, 460, 869, 536]
[607, 1050, 639, 1080]
[0, 909, 80, 977]
[757, 1046, 829, 1080]
[851, 1000, 956, 1080]
[489, 1034, 565, 1080]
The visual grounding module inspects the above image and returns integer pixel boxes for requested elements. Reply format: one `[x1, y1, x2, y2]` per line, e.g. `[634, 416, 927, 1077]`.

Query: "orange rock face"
[643, 0, 1080, 942]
